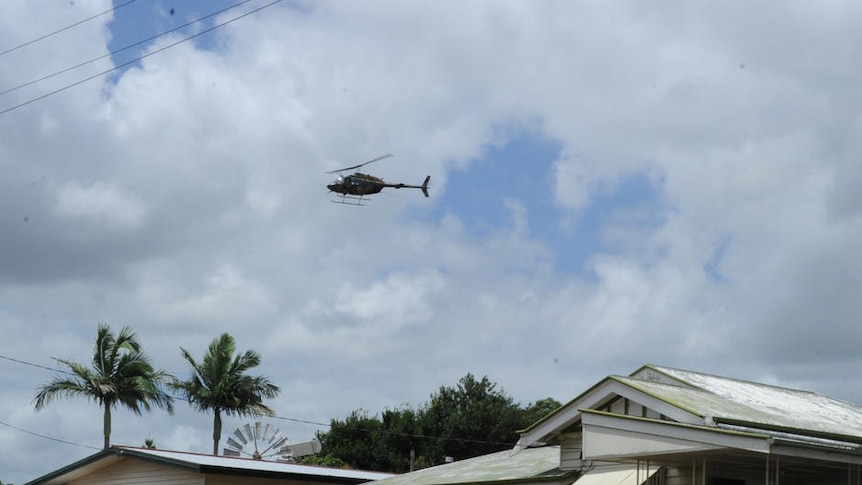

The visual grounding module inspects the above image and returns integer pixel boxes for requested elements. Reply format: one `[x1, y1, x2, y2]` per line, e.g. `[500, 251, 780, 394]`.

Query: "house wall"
[603, 398, 663, 420]
[559, 431, 583, 471]
[69, 458, 203, 485]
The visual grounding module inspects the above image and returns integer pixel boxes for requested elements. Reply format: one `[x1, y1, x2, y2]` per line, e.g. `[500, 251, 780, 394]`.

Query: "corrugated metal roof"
[25, 446, 395, 485]
[118, 447, 396, 481]
[628, 365, 862, 441]
[371, 446, 574, 485]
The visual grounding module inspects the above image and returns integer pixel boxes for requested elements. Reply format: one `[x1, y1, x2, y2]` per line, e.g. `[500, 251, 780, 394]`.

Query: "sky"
[3, 0, 862, 482]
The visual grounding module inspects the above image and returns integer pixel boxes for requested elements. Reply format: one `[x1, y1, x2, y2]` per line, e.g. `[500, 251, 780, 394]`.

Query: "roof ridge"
[643, 364, 821, 396]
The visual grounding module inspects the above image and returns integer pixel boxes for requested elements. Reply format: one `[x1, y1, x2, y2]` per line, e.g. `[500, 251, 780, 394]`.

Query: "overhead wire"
[0, 353, 73, 375]
[0, 0, 137, 57]
[0, 0, 519, 457]
[269, 414, 517, 447]
[0, 0, 283, 117]
[0, 419, 101, 451]
[1, 351, 520, 451]
[0, 0, 257, 98]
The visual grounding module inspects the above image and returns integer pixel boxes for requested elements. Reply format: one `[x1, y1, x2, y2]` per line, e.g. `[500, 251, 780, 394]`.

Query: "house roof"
[518, 364, 862, 450]
[25, 446, 396, 485]
[369, 445, 576, 485]
[376, 364, 862, 485]
[628, 365, 862, 441]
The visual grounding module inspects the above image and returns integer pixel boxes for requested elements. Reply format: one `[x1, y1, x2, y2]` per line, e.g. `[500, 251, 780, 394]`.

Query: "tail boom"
[389, 176, 431, 197]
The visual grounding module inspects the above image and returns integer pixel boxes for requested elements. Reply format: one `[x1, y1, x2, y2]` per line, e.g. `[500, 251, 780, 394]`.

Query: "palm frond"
[34, 323, 175, 447]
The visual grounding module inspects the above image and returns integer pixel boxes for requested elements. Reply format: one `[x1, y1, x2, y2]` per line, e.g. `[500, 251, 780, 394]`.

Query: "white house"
[375, 364, 862, 485]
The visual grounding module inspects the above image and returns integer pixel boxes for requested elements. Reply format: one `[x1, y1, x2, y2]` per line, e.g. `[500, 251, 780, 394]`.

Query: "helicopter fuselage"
[327, 173, 387, 196]
[325, 154, 430, 204]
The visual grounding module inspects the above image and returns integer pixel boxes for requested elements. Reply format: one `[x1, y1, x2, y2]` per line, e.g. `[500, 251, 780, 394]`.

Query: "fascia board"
[581, 410, 772, 460]
[516, 377, 703, 450]
[769, 440, 862, 465]
[516, 378, 626, 450]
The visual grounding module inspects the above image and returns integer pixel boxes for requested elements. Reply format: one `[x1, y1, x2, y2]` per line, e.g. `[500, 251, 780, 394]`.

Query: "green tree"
[314, 409, 385, 470]
[422, 374, 524, 463]
[33, 324, 174, 449]
[315, 406, 426, 472]
[520, 397, 562, 427]
[171, 333, 281, 455]
[315, 374, 562, 473]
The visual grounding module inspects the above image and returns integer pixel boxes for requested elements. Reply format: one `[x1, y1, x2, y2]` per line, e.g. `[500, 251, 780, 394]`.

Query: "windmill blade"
[232, 428, 248, 445]
[326, 153, 393, 174]
[224, 421, 305, 461]
[260, 434, 288, 457]
[226, 437, 244, 451]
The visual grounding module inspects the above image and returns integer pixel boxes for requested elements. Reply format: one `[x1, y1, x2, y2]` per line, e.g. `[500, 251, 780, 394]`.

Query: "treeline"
[303, 374, 561, 473]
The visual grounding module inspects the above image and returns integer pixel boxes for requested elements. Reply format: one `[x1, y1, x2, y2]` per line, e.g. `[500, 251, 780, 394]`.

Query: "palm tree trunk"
[103, 405, 111, 449]
[212, 408, 222, 455]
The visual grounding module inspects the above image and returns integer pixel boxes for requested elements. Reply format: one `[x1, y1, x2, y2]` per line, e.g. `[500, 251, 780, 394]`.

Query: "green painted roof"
[371, 446, 574, 485]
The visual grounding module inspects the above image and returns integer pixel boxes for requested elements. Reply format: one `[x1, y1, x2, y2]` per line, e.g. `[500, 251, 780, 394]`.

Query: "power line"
[1, 352, 518, 449]
[0, 353, 72, 376]
[0, 0, 257, 98]
[0, 0, 283, 116]
[0, 419, 101, 451]
[0, 0, 138, 57]
[271, 413, 518, 446]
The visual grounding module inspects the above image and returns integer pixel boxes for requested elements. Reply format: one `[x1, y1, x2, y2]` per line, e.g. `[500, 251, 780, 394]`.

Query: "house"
[24, 446, 396, 485]
[374, 364, 862, 485]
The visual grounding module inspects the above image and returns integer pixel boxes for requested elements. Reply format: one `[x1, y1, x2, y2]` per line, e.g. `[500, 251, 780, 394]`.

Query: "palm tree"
[171, 333, 281, 455]
[33, 324, 174, 449]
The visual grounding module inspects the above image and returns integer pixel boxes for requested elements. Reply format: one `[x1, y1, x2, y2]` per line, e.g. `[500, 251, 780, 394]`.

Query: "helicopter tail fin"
[421, 176, 430, 197]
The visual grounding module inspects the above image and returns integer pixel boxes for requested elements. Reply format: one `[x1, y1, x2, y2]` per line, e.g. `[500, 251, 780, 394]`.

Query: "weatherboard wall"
[559, 431, 583, 471]
[67, 458, 203, 485]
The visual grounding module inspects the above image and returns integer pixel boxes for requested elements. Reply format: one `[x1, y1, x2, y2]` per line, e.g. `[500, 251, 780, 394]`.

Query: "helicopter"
[326, 154, 430, 205]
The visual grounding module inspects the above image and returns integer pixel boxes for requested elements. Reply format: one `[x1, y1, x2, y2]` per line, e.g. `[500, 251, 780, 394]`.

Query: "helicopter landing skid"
[332, 195, 367, 206]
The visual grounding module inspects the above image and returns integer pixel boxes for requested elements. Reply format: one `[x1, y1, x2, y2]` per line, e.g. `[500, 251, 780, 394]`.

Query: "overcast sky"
[4, 0, 862, 482]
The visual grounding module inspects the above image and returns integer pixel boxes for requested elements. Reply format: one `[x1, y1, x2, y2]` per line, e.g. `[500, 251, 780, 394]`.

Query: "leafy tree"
[315, 374, 562, 473]
[314, 406, 426, 472]
[171, 333, 281, 455]
[521, 397, 563, 427]
[313, 409, 385, 470]
[33, 324, 174, 449]
[297, 453, 349, 468]
[422, 374, 524, 462]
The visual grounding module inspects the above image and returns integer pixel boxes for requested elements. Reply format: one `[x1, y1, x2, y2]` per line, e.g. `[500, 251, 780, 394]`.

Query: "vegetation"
[171, 333, 281, 455]
[309, 374, 561, 472]
[30, 324, 556, 469]
[33, 324, 174, 449]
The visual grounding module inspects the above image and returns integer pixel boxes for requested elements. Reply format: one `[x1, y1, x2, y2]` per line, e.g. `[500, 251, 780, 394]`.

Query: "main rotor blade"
[326, 153, 393, 174]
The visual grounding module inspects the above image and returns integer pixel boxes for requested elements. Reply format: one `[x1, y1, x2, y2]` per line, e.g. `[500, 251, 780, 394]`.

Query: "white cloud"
[53, 181, 148, 231]
[6, 1, 862, 483]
